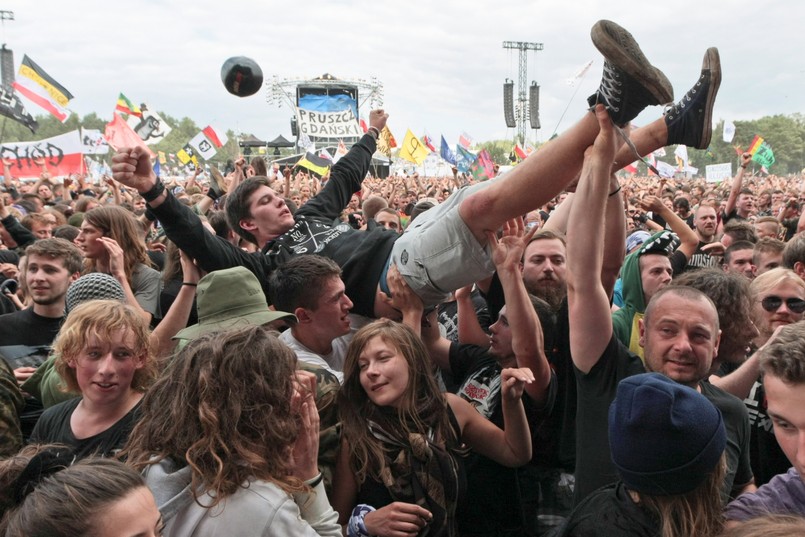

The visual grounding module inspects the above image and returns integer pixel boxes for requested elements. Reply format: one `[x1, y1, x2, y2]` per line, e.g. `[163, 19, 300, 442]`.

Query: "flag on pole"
[115, 93, 142, 117]
[202, 125, 227, 148]
[458, 131, 473, 149]
[297, 152, 330, 177]
[127, 104, 172, 145]
[333, 140, 349, 164]
[398, 129, 431, 165]
[440, 135, 456, 166]
[747, 135, 765, 156]
[566, 60, 594, 86]
[13, 55, 73, 122]
[177, 144, 199, 168]
[456, 145, 476, 173]
[514, 144, 528, 160]
[298, 132, 314, 152]
[422, 134, 436, 152]
[469, 149, 496, 181]
[751, 139, 775, 169]
[104, 114, 155, 157]
[623, 161, 639, 174]
[674, 145, 688, 170]
[722, 120, 736, 143]
[376, 126, 397, 158]
[0, 86, 37, 133]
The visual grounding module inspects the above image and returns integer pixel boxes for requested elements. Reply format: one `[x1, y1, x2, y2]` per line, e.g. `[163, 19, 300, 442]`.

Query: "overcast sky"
[3, 0, 803, 146]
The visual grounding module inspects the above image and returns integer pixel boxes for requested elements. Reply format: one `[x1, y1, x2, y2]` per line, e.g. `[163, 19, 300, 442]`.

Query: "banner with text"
[0, 131, 83, 178]
[296, 108, 362, 138]
[705, 163, 732, 183]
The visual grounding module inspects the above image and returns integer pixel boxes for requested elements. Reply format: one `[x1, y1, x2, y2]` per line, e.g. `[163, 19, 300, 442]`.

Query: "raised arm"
[640, 195, 698, 259]
[724, 152, 752, 216]
[486, 219, 551, 404]
[567, 105, 619, 374]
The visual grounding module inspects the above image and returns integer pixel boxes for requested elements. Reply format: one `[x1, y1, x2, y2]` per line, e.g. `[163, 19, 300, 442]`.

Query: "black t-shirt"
[29, 397, 142, 459]
[684, 241, 721, 273]
[721, 208, 747, 226]
[573, 335, 645, 504]
[745, 377, 790, 486]
[449, 342, 556, 536]
[699, 380, 754, 502]
[557, 481, 658, 537]
[0, 308, 63, 347]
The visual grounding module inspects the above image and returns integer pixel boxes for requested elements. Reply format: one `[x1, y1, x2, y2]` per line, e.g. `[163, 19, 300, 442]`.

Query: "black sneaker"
[588, 20, 673, 126]
[665, 47, 721, 149]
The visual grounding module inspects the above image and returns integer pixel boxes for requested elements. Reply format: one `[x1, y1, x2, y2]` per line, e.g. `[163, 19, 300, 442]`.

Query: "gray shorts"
[391, 180, 496, 307]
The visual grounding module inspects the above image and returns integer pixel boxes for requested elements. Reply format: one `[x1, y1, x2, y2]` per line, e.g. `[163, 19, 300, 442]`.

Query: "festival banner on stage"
[13, 55, 73, 123]
[296, 108, 362, 138]
[0, 131, 83, 178]
[398, 129, 431, 165]
[0, 85, 37, 133]
[127, 103, 172, 145]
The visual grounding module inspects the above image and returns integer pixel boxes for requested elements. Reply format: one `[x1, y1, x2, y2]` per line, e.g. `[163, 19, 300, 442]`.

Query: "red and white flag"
[458, 131, 473, 149]
[1, 131, 84, 178]
[202, 125, 226, 148]
[104, 114, 155, 157]
[13, 55, 73, 123]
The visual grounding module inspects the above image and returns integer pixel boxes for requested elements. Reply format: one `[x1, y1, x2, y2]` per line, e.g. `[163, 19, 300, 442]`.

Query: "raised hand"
[500, 367, 535, 401]
[485, 218, 538, 272]
[111, 147, 157, 192]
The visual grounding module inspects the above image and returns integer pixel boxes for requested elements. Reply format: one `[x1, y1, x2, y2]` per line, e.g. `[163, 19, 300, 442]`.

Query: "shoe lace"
[665, 73, 704, 120]
[596, 61, 623, 113]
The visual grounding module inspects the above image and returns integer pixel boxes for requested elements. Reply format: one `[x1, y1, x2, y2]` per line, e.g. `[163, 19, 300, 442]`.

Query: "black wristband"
[305, 472, 323, 488]
[141, 179, 165, 203]
[182, 282, 198, 287]
[609, 186, 622, 197]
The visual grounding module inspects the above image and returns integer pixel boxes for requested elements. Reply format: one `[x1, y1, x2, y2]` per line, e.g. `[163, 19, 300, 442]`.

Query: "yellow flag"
[398, 129, 431, 165]
[377, 125, 396, 158]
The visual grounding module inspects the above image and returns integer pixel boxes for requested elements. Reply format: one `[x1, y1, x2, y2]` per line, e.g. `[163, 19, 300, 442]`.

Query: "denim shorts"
[391, 181, 496, 307]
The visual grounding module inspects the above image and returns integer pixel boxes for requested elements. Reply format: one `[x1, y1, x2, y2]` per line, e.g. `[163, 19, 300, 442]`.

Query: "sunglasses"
[761, 296, 805, 314]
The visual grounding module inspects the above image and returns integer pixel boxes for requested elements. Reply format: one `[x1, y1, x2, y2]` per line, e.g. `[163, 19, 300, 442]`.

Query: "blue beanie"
[608, 373, 726, 496]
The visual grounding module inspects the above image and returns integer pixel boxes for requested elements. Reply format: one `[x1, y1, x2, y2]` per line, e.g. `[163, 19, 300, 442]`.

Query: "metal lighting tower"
[502, 40, 543, 143]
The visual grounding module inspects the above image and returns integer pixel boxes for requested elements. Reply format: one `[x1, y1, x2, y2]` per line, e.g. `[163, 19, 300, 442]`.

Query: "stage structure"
[502, 40, 543, 143]
[266, 73, 384, 149]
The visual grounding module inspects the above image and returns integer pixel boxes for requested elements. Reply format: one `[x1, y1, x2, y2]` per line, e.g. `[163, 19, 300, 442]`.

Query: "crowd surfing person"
[123, 326, 340, 536]
[332, 319, 533, 537]
[0, 445, 162, 537]
[28, 300, 155, 459]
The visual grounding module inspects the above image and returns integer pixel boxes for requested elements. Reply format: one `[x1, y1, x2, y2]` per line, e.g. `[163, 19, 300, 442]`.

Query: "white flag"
[188, 132, 217, 161]
[655, 160, 677, 178]
[566, 60, 594, 86]
[127, 103, 172, 145]
[723, 121, 736, 144]
[674, 144, 689, 169]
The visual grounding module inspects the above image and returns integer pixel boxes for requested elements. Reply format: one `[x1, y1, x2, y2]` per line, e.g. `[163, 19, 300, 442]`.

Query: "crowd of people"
[0, 19, 804, 537]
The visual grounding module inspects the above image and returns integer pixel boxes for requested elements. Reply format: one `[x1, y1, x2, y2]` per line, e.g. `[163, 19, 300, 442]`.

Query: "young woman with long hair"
[74, 205, 160, 322]
[123, 325, 340, 536]
[332, 319, 533, 537]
